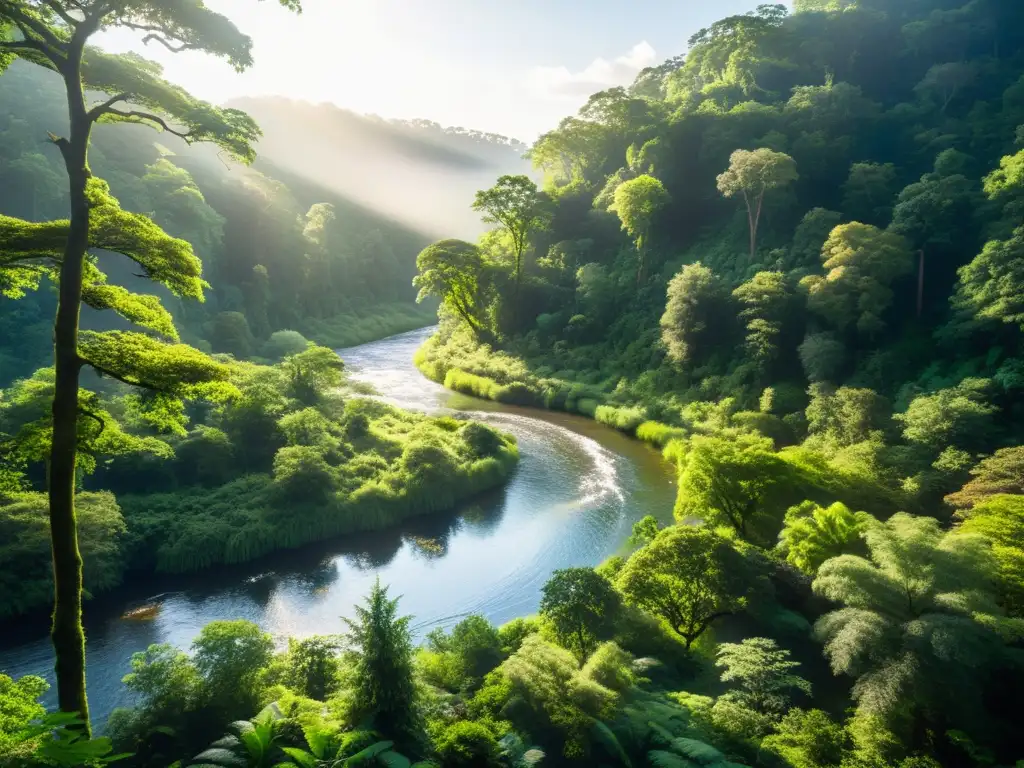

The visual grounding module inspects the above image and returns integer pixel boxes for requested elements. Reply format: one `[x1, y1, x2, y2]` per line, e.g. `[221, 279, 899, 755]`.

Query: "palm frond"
[301, 727, 333, 760]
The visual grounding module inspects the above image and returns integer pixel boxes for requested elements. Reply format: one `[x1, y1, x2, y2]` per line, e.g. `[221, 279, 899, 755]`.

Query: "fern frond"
[591, 720, 632, 767]
[670, 738, 726, 764]
[648, 749, 697, 768]
[279, 747, 317, 768]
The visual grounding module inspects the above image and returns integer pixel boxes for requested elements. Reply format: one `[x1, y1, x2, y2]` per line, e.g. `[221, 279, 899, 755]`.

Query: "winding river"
[0, 327, 675, 729]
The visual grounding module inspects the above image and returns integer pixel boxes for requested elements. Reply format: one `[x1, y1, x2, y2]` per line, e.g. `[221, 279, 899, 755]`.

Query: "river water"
[0, 327, 675, 728]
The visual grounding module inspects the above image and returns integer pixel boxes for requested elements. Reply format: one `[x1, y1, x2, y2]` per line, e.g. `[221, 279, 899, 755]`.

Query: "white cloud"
[528, 41, 658, 100]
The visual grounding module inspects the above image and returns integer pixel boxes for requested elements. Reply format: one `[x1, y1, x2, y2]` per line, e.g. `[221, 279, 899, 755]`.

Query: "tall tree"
[539, 567, 620, 663]
[813, 513, 1014, 757]
[616, 525, 762, 648]
[413, 239, 491, 340]
[343, 579, 422, 753]
[610, 173, 670, 284]
[471, 174, 549, 309]
[716, 148, 798, 260]
[802, 222, 914, 337]
[0, 0, 300, 731]
[660, 262, 730, 366]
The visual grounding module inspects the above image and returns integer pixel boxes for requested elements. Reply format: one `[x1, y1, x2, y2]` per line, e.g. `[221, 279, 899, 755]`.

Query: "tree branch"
[115, 20, 195, 54]
[46, 131, 71, 161]
[98, 108, 193, 141]
[140, 33, 197, 54]
[43, 0, 79, 27]
[86, 92, 130, 123]
[0, 253, 58, 265]
[77, 406, 105, 439]
[0, 0, 66, 51]
[0, 38, 48, 54]
[81, 357, 168, 394]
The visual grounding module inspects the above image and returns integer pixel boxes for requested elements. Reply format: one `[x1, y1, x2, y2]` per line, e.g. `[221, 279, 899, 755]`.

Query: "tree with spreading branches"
[472, 174, 550, 310]
[0, 0, 301, 732]
[717, 148, 798, 260]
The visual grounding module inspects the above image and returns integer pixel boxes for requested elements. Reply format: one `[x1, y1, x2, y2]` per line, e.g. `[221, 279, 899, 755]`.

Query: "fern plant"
[14, 711, 130, 767]
[646, 724, 749, 768]
[647, 736, 749, 768]
[274, 725, 432, 768]
[187, 716, 284, 768]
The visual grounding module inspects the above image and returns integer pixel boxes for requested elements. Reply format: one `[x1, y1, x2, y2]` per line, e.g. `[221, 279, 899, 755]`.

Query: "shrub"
[272, 446, 336, 501]
[174, 426, 235, 487]
[580, 642, 637, 692]
[461, 422, 504, 458]
[261, 330, 311, 360]
[207, 311, 255, 358]
[435, 721, 502, 768]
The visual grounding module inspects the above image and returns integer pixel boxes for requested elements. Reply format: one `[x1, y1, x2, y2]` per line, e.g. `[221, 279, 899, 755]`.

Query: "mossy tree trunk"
[48, 24, 97, 733]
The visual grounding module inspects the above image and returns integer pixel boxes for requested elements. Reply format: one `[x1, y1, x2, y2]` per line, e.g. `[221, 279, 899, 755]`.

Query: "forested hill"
[0, 62, 528, 385]
[229, 96, 532, 239]
[422, 0, 1024, 427]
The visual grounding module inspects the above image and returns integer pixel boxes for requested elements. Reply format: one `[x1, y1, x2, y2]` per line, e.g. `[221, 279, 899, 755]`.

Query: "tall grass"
[635, 421, 689, 447]
[594, 405, 648, 433]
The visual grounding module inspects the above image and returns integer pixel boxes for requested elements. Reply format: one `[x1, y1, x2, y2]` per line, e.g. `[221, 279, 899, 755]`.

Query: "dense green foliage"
[0, 345, 518, 615]
[405, 0, 1024, 765]
[5, 0, 1024, 767]
[0, 58, 533, 386]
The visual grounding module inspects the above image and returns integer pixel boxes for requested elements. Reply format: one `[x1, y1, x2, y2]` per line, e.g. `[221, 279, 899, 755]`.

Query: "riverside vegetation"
[4, 0, 1024, 767]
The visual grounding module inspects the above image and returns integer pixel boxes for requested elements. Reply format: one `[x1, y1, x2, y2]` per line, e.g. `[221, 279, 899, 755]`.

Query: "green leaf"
[82, 283, 179, 340]
[590, 720, 632, 768]
[83, 48, 261, 162]
[279, 747, 317, 768]
[78, 330, 238, 402]
[670, 738, 727, 764]
[345, 741, 394, 766]
[379, 751, 412, 768]
[190, 748, 249, 768]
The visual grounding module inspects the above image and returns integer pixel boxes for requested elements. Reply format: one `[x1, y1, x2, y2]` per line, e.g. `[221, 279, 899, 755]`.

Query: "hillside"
[0, 63, 530, 385]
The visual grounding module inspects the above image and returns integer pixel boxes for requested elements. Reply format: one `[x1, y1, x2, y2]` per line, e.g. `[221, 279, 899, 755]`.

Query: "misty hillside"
[0, 61, 537, 378]
[229, 96, 534, 239]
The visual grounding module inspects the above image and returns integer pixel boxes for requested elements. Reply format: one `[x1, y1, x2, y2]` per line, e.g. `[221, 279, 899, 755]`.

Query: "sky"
[95, 0, 788, 142]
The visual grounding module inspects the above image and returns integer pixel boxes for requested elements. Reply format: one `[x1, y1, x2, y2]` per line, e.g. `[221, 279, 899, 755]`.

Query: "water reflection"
[0, 326, 675, 730]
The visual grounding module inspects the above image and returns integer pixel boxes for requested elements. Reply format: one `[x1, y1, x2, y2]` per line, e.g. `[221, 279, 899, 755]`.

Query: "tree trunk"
[916, 249, 925, 318]
[513, 246, 522, 328]
[636, 235, 645, 286]
[49, 50, 93, 734]
[750, 192, 764, 261]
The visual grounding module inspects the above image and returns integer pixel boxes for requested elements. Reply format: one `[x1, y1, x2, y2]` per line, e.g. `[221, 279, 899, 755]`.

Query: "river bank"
[0, 327, 676, 729]
[414, 326, 686, 451]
